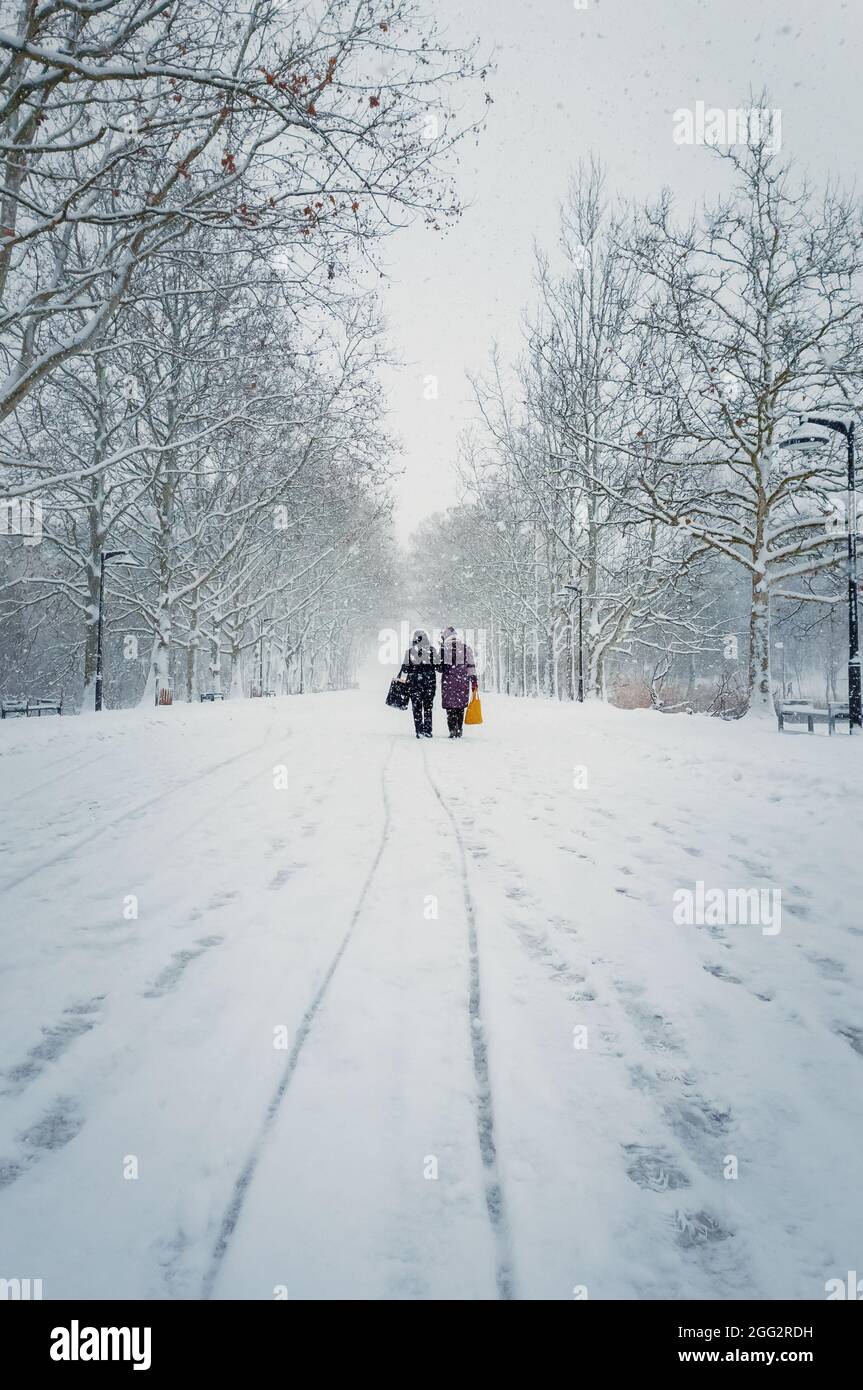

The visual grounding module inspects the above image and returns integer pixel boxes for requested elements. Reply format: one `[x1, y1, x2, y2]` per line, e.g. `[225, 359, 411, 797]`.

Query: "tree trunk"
[210, 617, 222, 696]
[747, 572, 772, 715]
[81, 467, 106, 712]
[141, 601, 171, 706]
[186, 586, 201, 702]
[82, 560, 101, 712]
[229, 644, 244, 699]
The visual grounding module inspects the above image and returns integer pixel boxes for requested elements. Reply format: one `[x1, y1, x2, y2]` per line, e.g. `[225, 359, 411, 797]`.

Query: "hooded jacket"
[439, 626, 477, 709]
[399, 629, 437, 697]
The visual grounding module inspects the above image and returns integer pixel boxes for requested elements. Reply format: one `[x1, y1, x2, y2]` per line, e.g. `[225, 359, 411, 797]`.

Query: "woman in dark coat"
[439, 625, 478, 738]
[399, 628, 437, 739]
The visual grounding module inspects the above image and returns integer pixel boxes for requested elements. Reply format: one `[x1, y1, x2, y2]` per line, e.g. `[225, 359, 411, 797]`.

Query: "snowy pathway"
[1, 691, 861, 1300]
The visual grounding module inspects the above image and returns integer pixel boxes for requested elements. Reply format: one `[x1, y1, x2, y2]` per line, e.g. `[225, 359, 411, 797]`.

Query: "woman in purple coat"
[439, 625, 478, 738]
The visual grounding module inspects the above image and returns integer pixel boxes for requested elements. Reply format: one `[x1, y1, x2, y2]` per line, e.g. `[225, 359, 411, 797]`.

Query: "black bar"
[8, 1298, 860, 1374]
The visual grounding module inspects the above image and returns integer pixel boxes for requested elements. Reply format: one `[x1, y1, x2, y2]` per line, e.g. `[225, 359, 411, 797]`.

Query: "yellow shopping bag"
[464, 691, 483, 725]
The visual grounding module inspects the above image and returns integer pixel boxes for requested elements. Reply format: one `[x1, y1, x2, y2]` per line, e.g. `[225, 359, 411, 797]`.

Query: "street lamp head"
[780, 427, 833, 455]
[104, 549, 144, 566]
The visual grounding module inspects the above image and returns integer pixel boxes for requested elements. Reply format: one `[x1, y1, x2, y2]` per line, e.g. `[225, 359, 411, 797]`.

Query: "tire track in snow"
[0, 712, 282, 894]
[0, 716, 292, 1189]
[2, 750, 98, 808]
[201, 737, 397, 1300]
[423, 749, 517, 1301]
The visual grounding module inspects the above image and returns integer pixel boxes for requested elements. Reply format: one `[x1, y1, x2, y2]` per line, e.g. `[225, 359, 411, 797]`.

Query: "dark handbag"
[386, 677, 410, 710]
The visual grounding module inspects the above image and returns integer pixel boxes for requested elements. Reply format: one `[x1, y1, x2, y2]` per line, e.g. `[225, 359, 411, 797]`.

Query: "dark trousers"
[411, 692, 434, 736]
[446, 707, 465, 737]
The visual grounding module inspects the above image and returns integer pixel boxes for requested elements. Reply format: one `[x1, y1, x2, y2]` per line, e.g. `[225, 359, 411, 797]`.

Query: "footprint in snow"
[694, 918, 729, 942]
[548, 914, 578, 937]
[269, 863, 305, 890]
[548, 963, 583, 986]
[784, 901, 813, 922]
[703, 962, 743, 985]
[624, 1144, 691, 1192]
[663, 1097, 734, 1176]
[559, 845, 596, 864]
[0, 1157, 26, 1190]
[507, 919, 553, 960]
[144, 936, 224, 998]
[598, 1026, 623, 1057]
[673, 1209, 733, 1249]
[206, 890, 238, 911]
[806, 954, 846, 980]
[628, 1064, 657, 1093]
[835, 1024, 863, 1058]
[155, 1226, 194, 1298]
[655, 1064, 699, 1088]
[625, 1003, 684, 1055]
[20, 1096, 84, 1152]
[665, 1096, 732, 1143]
[0, 1098, 86, 1190]
[731, 855, 771, 879]
[506, 919, 593, 998]
[791, 883, 815, 901]
[2, 996, 104, 1094]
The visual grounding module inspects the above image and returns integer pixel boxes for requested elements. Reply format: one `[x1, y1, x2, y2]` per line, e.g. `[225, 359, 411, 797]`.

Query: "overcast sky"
[376, 0, 863, 541]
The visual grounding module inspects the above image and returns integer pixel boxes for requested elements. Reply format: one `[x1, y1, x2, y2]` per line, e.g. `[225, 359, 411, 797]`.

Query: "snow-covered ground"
[1, 688, 861, 1300]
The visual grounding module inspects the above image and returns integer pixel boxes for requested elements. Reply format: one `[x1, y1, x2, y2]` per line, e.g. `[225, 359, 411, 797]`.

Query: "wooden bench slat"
[778, 701, 847, 735]
[2, 696, 62, 718]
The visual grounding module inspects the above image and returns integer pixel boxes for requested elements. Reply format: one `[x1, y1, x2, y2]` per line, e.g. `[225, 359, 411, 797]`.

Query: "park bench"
[1, 695, 63, 718]
[827, 701, 850, 733]
[28, 695, 63, 717]
[199, 691, 226, 702]
[777, 700, 849, 735]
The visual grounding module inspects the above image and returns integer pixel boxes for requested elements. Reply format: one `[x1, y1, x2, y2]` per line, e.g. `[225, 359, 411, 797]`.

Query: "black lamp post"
[94, 550, 141, 712]
[559, 584, 584, 702]
[781, 417, 860, 731]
